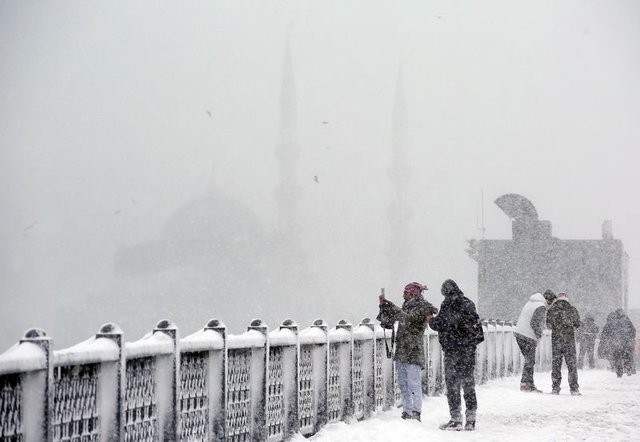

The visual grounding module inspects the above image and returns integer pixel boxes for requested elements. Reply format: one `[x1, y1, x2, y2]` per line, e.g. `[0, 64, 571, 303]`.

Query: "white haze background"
[1, 1, 639, 350]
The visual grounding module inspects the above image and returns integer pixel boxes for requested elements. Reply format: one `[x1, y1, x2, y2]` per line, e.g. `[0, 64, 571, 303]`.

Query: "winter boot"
[464, 420, 476, 431]
[412, 412, 421, 422]
[401, 411, 411, 420]
[439, 420, 463, 431]
[520, 383, 542, 393]
[570, 389, 582, 396]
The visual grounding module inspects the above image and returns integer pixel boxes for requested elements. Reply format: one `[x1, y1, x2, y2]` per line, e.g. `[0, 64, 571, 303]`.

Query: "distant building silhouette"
[467, 194, 629, 321]
[274, 36, 301, 243]
[270, 34, 320, 318]
[386, 68, 412, 288]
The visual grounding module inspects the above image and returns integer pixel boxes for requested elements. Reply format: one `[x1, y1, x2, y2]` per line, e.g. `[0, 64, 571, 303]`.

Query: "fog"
[1, 1, 639, 350]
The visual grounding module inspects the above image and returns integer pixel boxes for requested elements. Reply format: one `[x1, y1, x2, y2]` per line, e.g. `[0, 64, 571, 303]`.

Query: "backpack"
[470, 317, 485, 345]
[456, 296, 484, 345]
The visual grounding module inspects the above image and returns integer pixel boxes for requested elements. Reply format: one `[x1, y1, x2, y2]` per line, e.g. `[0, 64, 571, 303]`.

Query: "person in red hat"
[378, 282, 437, 421]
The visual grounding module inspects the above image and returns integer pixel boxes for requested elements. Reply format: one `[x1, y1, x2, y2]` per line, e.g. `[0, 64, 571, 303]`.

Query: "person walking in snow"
[598, 309, 636, 377]
[546, 291, 581, 395]
[514, 289, 557, 392]
[429, 279, 484, 431]
[378, 282, 438, 421]
[576, 315, 599, 369]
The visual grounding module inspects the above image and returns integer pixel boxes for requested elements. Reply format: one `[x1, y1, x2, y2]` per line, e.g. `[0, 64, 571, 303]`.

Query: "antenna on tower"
[479, 189, 486, 239]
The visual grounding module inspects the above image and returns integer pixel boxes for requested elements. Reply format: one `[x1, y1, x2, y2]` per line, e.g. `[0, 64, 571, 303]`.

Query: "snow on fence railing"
[0, 317, 550, 441]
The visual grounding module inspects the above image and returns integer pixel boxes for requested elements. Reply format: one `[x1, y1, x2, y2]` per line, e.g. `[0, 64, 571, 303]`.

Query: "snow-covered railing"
[0, 317, 547, 441]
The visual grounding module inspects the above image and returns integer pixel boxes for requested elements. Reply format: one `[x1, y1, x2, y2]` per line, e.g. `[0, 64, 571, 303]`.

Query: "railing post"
[487, 319, 497, 379]
[280, 319, 300, 439]
[247, 319, 268, 441]
[154, 319, 180, 441]
[496, 320, 505, 378]
[356, 318, 375, 419]
[381, 326, 395, 410]
[310, 319, 328, 432]
[336, 319, 353, 420]
[480, 320, 489, 383]
[20, 328, 54, 442]
[505, 321, 515, 376]
[204, 319, 227, 442]
[96, 323, 125, 442]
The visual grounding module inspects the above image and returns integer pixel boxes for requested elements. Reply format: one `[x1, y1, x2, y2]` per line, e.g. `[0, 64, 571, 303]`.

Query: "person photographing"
[378, 282, 438, 421]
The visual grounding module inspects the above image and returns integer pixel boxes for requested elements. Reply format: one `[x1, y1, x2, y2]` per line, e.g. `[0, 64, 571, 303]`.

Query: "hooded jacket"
[546, 295, 581, 340]
[598, 309, 636, 358]
[382, 293, 438, 367]
[429, 279, 483, 353]
[576, 316, 599, 346]
[514, 293, 547, 341]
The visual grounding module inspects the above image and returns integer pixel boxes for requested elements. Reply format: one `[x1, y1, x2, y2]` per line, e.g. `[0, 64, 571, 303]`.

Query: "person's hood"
[441, 279, 463, 297]
[612, 308, 627, 320]
[529, 292, 545, 304]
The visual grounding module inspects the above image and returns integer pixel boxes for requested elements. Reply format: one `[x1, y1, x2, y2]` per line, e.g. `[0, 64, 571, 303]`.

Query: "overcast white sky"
[1, 1, 639, 349]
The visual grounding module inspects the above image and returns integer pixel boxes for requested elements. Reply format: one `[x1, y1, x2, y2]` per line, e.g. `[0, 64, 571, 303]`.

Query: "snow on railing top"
[328, 320, 352, 343]
[299, 319, 329, 345]
[299, 327, 327, 344]
[0, 341, 46, 376]
[181, 328, 225, 352]
[353, 320, 375, 340]
[269, 325, 298, 347]
[53, 335, 119, 366]
[126, 328, 174, 359]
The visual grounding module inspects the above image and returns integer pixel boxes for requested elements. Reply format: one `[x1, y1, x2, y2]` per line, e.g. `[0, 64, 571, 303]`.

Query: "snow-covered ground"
[292, 369, 640, 441]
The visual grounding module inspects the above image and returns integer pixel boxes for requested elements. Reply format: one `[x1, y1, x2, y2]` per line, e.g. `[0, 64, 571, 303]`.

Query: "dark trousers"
[612, 348, 635, 377]
[444, 349, 477, 422]
[551, 336, 579, 392]
[577, 340, 596, 369]
[515, 334, 537, 385]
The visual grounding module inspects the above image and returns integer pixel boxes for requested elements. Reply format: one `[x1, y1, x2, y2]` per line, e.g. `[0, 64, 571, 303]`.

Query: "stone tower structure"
[467, 194, 629, 322]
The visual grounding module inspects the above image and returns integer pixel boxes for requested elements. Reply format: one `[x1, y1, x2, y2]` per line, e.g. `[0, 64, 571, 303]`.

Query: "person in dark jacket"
[378, 282, 438, 421]
[429, 279, 484, 432]
[546, 292, 581, 395]
[598, 309, 636, 377]
[514, 290, 557, 392]
[576, 315, 599, 369]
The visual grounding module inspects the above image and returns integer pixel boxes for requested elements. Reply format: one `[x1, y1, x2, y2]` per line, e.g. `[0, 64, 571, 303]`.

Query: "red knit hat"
[404, 282, 427, 296]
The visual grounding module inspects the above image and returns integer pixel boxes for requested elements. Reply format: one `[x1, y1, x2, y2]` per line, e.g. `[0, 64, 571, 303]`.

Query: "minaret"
[274, 35, 301, 242]
[386, 68, 412, 287]
[270, 33, 313, 308]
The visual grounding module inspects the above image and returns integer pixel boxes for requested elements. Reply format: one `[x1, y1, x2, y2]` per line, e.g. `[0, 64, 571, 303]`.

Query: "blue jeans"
[396, 362, 423, 414]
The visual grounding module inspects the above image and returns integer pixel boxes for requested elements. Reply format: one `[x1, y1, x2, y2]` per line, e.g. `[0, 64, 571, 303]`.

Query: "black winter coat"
[429, 292, 483, 354]
[598, 309, 636, 359]
[576, 317, 599, 347]
[546, 298, 581, 341]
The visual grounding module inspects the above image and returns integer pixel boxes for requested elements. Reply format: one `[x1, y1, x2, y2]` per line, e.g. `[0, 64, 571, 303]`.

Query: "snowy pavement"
[292, 369, 640, 441]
